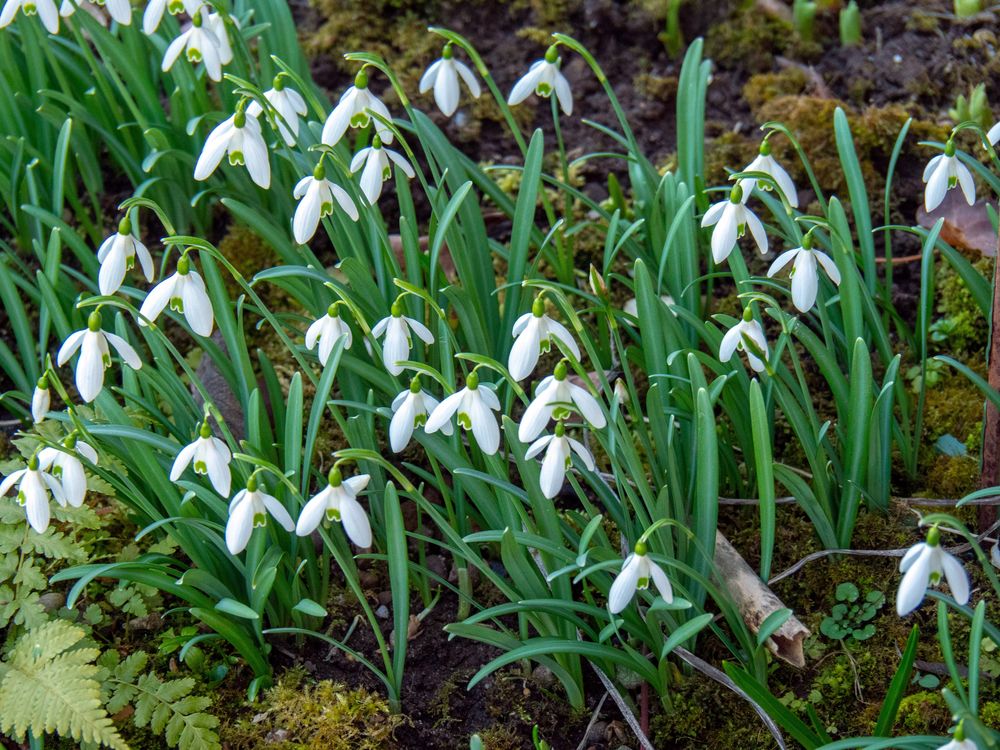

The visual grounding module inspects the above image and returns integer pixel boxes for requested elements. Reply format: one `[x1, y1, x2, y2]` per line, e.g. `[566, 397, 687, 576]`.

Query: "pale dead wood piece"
[713, 532, 810, 668]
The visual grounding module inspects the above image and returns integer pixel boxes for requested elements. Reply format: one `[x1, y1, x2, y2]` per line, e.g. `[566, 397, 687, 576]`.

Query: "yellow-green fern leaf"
[0, 620, 129, 750]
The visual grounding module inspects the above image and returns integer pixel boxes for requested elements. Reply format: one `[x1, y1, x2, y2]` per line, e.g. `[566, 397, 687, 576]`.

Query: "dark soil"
[271, 588, 599, 749]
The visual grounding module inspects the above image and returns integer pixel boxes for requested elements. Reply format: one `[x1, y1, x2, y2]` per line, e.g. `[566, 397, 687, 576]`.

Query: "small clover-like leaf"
[835, 582, 859, 602]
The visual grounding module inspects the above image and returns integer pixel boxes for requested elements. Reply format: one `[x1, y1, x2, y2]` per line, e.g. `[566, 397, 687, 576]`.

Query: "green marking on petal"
[536, 82, 552, 97]
[457, 412, 472, 430]
[194, 460, 207, 474]
[414, 413, 428, 427]
[252, 513, 267, 528]
[229, 151, 245, 166]
[637, 576, 650, 590]
[350, 112, 370, 128]
[169, 296, 184, 313]
[320, 200, 333, 217]
[325, 508, 342, 522]
[16, 490, 26, 506]
[187, 48, 203, 63]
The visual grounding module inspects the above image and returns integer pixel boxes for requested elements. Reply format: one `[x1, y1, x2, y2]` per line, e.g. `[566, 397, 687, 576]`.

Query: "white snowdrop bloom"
[937, 723, 976, 750]
[225, 478, 295, 555]
[57, 310, 142, 403]
[170, 421, 232, 497]
[247, 76, 308, 146]
[896, 525, 970, 616]
[161, 9, 224, 81]
[38, 435, 97, 509]
[623, 295, 675, 319]
[389, 376, 451, 453]
[0, 456, 65, 533]
[204, 11, 232, 66]
[525, 422, 594, 499]
[508, 296, 580, 382]
[425, 371, 502, 455]
[608, 543, 674, 614]
[739, 140, 798, 208]
[139, 254, 214, 337]
[296, 468, 371, 547]
[766, 235, 841, 313]
[419, 43, 481, 117]
[306, 303, 353, 366]
[937, 738, 977, 750]
[59, 0, 131, 23]
[924, 139, 975, 213]
[31, 376, 50, 424]
[322, 69, 394, 147]
[701, 183, 768, 264]
[142, 0, 198, 35]
[371, 302, 434, 376]
[292, 163, 359, 244]
[194, 107, 270, 188]
[988, 121, 1000, 146]
[719, 309, 769, 374]
[350, 136, 414, 205]
[97, 216, 154, 296]
[508, 45, 573, 116]
[0, 0, 59, 33]
[518, 361, 606, 443]
[992, 541, 1000, 569]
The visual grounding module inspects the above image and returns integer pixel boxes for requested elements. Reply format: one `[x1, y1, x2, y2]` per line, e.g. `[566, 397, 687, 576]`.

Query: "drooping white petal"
[170, 442, 198, 480]
[296, 491, 329, 536]
[608, 554, 642, 614]
[103, 331, 142, 369]
[225, 494, 255, 554]
[261, 494, 295, 532]
[340, 495, 372, 548]
[896, 546, 932, 615]
[940, 550, 970, 605]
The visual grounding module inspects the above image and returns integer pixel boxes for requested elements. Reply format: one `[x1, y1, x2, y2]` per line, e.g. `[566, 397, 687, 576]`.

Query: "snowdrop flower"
[419, 43, 481, 117]
[97, 216, 154, 296]
[322, 69, 394, 146]
[31, 376, 50, 424]
[292, 162, 358, 245]
[766, 234, 841, 313]
[608, 542, 674, 614]
[519, 360, 606, 443]
[371, 301, 434, 376]
[296, 467, 371, 547]
[937, 722, 976, 750]
[739, 140, 798, 208]
[225, 476, 295, 555]
[194, 105, 270, 188]
[139, 253, 214, 337]
[719, 308, 769, 374]
[390, 376, 451, 453]
[204, 11, 233, 66]
[57, 310, 142, 403]
[58, 0, 120, 21]
[508, 296, 580, 382]
[701, 183, 768, 264]
[38, 434, 97, 508]
[142, 0, 197, 35]
[306, 303, 353, 366]
[350, 136, 414, 205]
[988, 121, 1000, 146]
[924, 139, 975, 213]
[623, 295, 676, 319]
[248, 75, 308, 146]
[508, 45, 572, 116]
[0, 455, 64, 533]
[425, 370, 502, 455]
[525, 421, 594, 499]
[0, 0, 59, 33]
[161, 9, 225, 82]
[170, 420, 232, 497]
[991, 541, 1000, 569]
[896, 525, 970, 616]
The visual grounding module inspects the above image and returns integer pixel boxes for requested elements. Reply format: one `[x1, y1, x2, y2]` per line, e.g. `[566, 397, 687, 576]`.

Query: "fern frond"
[105, 654, 220, 750]
[0, 620, 129, 750]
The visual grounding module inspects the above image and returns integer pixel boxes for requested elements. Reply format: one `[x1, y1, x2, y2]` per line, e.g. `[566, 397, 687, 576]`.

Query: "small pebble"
[375, 604, 390, 619]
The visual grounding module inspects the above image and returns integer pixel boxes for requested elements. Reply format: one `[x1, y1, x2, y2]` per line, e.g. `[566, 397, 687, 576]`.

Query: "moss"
[935, 257, 990, 357]
[925, 454, 980, 499]
[222, 669, 405, 750]
[474, 725, 522, 750]
[742, 68, 810, 113]
[896, 691, 951, 735]
[634, 72, 679, 101]
[704, 5, 795, 73]
[921, 370, 985, 447]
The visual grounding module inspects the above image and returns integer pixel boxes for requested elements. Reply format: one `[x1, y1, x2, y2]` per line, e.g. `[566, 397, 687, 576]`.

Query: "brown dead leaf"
[917, 190, 997, 257]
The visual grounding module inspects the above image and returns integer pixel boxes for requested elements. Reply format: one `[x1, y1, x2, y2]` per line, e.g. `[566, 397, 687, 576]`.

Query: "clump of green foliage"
[820, 582, 885, 642]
